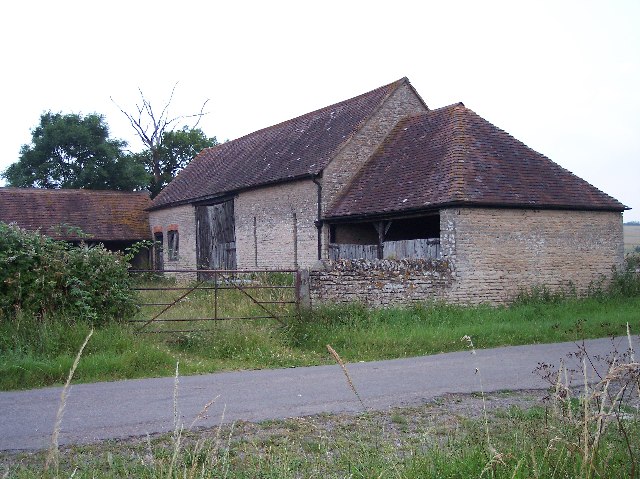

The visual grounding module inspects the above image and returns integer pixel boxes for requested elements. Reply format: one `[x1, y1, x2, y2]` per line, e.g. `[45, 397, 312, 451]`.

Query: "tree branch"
[112, 83, 209, 152]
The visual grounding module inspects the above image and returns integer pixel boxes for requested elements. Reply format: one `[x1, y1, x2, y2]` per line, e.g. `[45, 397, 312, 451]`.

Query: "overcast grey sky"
[1, 0, 638, 220]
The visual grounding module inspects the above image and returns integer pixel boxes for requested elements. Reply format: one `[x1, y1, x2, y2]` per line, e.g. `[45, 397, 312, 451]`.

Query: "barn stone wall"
[146, 83, 426, 275]
[235, 179, 319, 269]
[308, 208, 624, 306]
[148, 204, 197, 280]
[442, 207, 624, 304]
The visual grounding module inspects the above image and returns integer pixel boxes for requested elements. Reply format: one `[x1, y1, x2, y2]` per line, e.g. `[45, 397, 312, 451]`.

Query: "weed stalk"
[326, 344, 366, 410]
[44, 328, 94, 475]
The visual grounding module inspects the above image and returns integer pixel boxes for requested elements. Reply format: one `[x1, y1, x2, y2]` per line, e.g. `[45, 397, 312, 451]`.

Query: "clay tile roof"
[327, 103, 627, 219]
[0, 188, 151, 241]
[150, 78, 409, 210]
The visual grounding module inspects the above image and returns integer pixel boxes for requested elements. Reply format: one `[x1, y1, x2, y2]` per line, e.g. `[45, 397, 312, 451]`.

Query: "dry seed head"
[326, 344, 366, 410]
[461, 335, 476, 354]
[45, 329, 94, 474]
[189, 394, 221, 430]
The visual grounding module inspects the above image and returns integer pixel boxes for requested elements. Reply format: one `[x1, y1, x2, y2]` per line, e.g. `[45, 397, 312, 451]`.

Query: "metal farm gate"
[128, 268, 300, 333]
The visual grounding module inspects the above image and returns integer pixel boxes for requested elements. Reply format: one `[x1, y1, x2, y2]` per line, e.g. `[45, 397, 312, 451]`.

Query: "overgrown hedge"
[0, 222, 137, 324]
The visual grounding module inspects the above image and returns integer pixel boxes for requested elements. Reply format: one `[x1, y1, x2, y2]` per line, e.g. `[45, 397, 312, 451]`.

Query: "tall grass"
[5, 382, 638, 478]
[288, 296, 640, 362]
[2, 258, 638, 391]
[1, 293, 639, 391]
[2, 321, 638, 478]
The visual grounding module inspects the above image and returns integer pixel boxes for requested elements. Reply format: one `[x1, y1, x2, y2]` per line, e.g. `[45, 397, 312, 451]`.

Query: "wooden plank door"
[196, 200, 236, 273]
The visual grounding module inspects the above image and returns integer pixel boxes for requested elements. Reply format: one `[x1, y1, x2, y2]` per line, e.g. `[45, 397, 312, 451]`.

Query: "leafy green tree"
[2, 112, 148, 190]
[127, 126, 217, 196]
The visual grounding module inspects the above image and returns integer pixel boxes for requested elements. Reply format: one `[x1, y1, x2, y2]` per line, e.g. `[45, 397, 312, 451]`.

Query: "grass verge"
[1, 293, 639, 391]
[2, 388, 638, 478]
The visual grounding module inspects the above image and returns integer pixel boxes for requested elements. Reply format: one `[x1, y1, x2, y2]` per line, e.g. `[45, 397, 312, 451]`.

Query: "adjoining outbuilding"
[148, 78, 627, 305]
[0, 187, 152, 267]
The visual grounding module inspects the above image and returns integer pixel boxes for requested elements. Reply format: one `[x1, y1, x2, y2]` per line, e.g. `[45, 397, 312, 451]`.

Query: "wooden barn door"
[196, 200, 236, 274]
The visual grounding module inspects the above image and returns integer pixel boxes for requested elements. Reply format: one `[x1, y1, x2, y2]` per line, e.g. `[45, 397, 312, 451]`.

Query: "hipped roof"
[326, 103, 627, 220]
[0, 188, 151, 241]
[150, 78, 412, 210]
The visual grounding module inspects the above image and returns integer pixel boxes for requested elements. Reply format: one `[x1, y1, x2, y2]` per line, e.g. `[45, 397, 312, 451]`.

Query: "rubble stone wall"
[308, 258, 453, 307]
[308, 208, 624, 307]
[444, 208, 624, 304]
[235, 180, 319, 269]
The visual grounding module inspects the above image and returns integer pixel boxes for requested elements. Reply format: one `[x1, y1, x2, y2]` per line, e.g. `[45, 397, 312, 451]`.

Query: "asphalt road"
[1, 335, 638, 451]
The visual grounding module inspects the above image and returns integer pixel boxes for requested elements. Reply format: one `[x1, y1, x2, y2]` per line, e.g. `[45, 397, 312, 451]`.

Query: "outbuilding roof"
[150, 78, 413, 210]
[326, 103, 627, 219]
[0, 188, 151, 241]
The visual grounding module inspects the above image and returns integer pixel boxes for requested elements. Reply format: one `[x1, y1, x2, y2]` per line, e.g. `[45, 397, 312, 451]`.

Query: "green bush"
[0, 222, 137, 324]
[606, 253, 640, 298]
[514, 254, 640, 304]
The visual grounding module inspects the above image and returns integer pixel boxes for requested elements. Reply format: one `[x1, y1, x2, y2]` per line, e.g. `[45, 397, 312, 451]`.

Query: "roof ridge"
[399, 102, 464, 124]
[0, 187, 149, 196]
[446, 104, 471, 203]
[431, 101, 465, 113]
[222, 78, 409, 146]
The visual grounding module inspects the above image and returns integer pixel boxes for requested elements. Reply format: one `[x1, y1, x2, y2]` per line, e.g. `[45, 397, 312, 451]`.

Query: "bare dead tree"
[111, 83, 209, 190]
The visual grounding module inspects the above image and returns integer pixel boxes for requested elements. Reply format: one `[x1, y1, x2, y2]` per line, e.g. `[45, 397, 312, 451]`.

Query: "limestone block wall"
[443, 207, 624, 304]
[148, 204, 197, 281]
[235, 180, 319, 269]
[309, 259, 453, 307]
[307, 207, 623, 307]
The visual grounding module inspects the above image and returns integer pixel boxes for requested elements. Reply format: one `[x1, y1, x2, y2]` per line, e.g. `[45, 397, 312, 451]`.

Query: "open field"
[624, 224, 640, 253]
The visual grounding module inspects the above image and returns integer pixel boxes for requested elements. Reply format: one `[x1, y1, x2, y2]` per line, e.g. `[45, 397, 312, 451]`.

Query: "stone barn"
[148, 77, 627, 305]
[0, 188, 151, 267]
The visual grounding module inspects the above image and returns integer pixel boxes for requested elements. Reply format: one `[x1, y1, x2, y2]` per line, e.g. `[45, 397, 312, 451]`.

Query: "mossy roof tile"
[150, 78, 408, 210]
[0, 188, 151, 241]
[326, 104, 627, 219]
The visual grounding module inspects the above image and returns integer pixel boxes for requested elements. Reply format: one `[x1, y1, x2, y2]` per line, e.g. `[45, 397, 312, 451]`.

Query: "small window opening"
[329, 225, 337, 243]
[167, 229, 179, 261]
[153, 232, 164, 270]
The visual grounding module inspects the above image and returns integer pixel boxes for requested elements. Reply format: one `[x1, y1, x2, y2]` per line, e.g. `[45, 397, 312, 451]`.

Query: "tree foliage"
[2, 112, 148, 190]
[0, 222, 137, 324]
[127, 126, 217, 196]
[113, 85, 215, 197]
